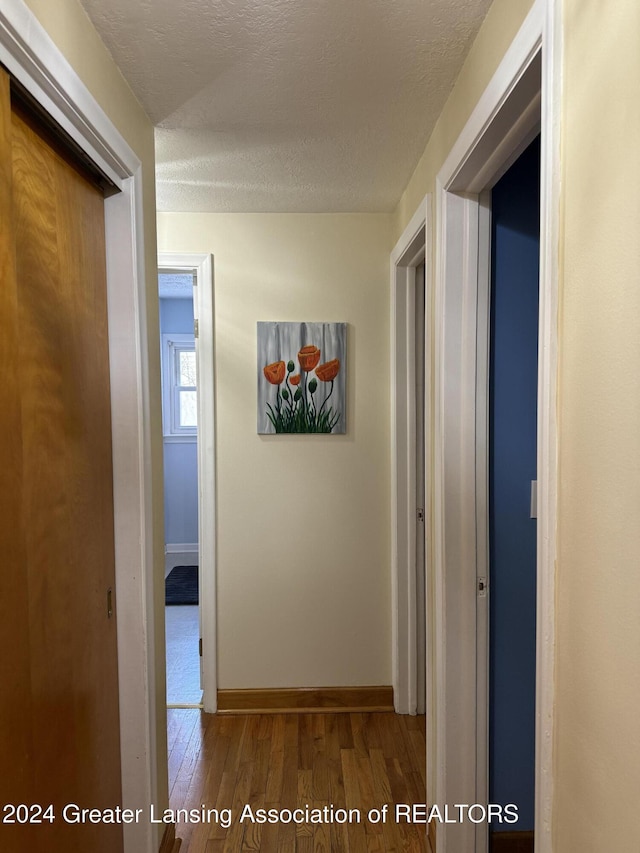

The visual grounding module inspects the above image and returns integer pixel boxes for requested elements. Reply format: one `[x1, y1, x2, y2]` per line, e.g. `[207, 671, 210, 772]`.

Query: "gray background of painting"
[257, 322, 347, 434]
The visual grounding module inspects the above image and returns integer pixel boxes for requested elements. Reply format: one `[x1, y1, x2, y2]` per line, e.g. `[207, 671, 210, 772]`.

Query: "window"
[162, 334, 197, 438]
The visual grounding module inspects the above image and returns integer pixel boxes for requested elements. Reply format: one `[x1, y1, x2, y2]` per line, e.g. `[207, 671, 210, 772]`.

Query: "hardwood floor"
[168, 710, 430, 852]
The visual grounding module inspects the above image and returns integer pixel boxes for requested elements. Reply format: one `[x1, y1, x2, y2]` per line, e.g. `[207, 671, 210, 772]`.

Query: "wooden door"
[0, 69, 123, 853]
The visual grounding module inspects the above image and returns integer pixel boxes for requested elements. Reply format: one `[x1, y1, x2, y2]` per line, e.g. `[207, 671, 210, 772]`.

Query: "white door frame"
[0, 3, 160, 852]
[433, 1, 560, 852]
[390, 198, 430, 695]
[390, 193, 434, 807]
[159, 253, 217, 714]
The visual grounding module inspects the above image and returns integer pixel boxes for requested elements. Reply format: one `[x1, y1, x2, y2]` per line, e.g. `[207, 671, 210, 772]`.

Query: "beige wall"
[554, 0, 640, 848]
[393, 0, 535, 241]
[157, 213, 392, 688]
[22, 0, 168, 816]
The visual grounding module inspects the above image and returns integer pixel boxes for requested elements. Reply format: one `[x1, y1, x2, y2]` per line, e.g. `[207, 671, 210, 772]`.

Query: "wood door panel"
[51, 120, 120, 814]
[0, 69, 35, 828]
[0, 71, 123, 853]
[13, 109, 80, 820]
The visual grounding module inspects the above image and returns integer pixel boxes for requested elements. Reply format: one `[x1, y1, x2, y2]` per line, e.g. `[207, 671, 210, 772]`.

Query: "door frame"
[390, 196, 430, 698]
[0, 4, 159, 853]
[159, 252, 217, 713]
[432, 1, 560, 851]
[390, 193, 433, 807]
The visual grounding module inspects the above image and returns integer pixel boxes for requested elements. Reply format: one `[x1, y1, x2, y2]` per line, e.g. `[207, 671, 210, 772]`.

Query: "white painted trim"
[432, 0, 559, 850]
[389, 195, 429, 732]
[423, 212, 433, 777]
[164, 544, 199, 578]
[475, 189, 492, 853]
[163, 434, 197, 444]
[441, 2, 544, 194]
[390, 197, 429, 714]
[434, 187, 481, 853]
[165, 542, 200, 553]
[106, 176, 160, 853]
[534, 2, 561, 850]
[0, 4, 159, 852]
[159, 252, 217, 714]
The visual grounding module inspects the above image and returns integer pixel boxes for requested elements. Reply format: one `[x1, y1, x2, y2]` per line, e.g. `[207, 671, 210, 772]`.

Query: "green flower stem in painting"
[303, 371, 309, 418]
[317, 379, 334, 419]
[284, 365, 295, 414]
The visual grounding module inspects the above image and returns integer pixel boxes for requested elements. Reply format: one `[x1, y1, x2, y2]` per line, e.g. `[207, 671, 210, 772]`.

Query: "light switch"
[530, 480, 538, 519]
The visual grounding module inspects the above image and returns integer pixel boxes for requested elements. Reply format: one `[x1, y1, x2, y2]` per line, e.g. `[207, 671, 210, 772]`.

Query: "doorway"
[390, 203, 432, 841]
[159, 270, 202, 707]
[432, 2, 560, 850]
[158, 252, 217, 714]
[390, 204, 430, 718]
[488, 136, 540, 850]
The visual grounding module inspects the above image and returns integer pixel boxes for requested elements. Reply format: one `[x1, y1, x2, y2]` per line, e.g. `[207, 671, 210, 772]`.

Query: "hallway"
[167, 711, 429, 852]
[4, 2, 640, 851]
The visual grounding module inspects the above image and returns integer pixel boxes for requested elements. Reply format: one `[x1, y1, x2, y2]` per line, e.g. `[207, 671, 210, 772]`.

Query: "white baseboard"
[164, 543, 199, 578]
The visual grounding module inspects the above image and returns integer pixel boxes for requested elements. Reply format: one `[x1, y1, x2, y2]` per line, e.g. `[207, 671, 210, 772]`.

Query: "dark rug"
[165, 565, 199, 606]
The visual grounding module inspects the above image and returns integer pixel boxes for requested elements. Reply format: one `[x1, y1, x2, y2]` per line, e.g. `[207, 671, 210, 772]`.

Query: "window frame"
[161, 333, 198, 440]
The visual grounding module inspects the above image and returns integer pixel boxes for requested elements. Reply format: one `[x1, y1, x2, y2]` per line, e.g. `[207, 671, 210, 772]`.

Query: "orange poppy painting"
[257, 322, 347, 434]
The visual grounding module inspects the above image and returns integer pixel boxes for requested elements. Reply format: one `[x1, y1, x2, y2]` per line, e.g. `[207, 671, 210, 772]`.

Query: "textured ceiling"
[158, 272, 194, 299]
[79, 0, 492, 212]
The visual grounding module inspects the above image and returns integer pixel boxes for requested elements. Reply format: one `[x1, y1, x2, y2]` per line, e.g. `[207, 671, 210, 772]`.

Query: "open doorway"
[158, 252, 217, 715]
[159, 270, 202, 708]
[488, 136, 540, 852]
[390, 203, 432, 850]
[431, 2, 560, 851]
[390, 205, 429, 712]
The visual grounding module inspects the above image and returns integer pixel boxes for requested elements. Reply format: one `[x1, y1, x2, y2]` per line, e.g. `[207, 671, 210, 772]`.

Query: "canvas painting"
[257, 322, 347, 434]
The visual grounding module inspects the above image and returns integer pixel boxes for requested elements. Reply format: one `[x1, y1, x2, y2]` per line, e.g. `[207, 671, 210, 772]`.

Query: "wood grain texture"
[490, 831, 534, 853]
[0, 85, 122, 853]
[159, 824, 179, 853]
[428, 818, 436, 852]
[0, 68, 36, 853]
[167, 711, 429, 852]
[217, 687, 394, 715]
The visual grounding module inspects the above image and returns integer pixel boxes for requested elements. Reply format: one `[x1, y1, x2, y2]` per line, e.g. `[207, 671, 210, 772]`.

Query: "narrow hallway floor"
[168, 710, 429, 852]
[166, 605, 202, 706]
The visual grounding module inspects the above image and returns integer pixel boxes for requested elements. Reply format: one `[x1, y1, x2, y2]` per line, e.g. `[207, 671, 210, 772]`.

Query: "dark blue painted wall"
[489, 137, 540, 833]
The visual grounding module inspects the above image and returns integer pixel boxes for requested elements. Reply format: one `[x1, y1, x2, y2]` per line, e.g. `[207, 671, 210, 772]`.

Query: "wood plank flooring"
[167, 711, 430, 852]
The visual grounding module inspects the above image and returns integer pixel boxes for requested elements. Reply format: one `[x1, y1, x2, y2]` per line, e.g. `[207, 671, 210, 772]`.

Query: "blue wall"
[489, 137, 540, 833]
[160, 297, 199, 545]
[160, 297, 194, 335]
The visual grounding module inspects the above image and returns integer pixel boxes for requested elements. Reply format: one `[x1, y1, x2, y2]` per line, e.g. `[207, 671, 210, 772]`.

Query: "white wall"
[157, 212, 393, 689]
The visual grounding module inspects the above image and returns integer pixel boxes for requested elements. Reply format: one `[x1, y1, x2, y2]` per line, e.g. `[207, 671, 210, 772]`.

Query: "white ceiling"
[158, 272, 194, 299]
[79, 0, 492, 213]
